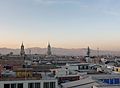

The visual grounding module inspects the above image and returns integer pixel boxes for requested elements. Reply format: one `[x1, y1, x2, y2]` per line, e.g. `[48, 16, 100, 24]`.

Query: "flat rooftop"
[93, 85, 120, 88]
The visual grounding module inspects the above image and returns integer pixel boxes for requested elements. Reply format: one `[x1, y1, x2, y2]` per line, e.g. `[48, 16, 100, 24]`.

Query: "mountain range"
[0, 47, 120, 56]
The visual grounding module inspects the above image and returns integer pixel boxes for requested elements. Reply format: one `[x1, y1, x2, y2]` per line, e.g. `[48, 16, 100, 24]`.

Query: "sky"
[0, 0, 120, 50]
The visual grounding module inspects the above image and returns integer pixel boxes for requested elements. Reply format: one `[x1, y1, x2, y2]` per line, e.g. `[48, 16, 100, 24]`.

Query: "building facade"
[0, 79, 58, 88]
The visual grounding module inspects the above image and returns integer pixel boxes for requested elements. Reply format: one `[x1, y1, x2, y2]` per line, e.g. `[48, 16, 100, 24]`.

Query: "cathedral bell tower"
[87, 46, 90, 57]
[20, 42, 25, 56]
[47, 43, 52, 56]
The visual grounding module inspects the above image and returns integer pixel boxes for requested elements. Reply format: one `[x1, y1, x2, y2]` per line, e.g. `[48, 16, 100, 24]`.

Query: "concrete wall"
[0, 79, 58, 88]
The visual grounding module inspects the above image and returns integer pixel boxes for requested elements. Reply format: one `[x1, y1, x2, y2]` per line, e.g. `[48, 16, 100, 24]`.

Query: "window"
[35, 83, 41, 88]
[4, 84, 10, 88]
[43, 82, 49, 88]
[4, 83, 23, 88]
[18, 83, 23, 88]
[50, 82, 55, 88]
[78, 66, 83, 70]
[28, 83, 34, 88]
[83, 66, 88, 69]
[86, 66, 89, 69]
[11, 84, 16, 88]
[28, 83, 41, 88]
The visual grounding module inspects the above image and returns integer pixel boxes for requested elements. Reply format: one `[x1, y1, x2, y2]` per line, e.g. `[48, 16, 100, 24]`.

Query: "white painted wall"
[0, 79, 58, 88]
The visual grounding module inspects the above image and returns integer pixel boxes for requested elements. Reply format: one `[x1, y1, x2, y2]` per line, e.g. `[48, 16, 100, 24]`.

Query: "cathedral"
[47, 43, 52, 56]
[20, 43, 25, 56]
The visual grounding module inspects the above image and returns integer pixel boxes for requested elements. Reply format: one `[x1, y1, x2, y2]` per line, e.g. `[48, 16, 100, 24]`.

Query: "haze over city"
[1, 1, 120, 88]
[0, 0, 120, 51]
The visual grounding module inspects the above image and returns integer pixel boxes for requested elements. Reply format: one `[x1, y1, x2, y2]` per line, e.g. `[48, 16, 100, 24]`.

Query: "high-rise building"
[20, 43, 25, 56]
[47, 43, 52, 56]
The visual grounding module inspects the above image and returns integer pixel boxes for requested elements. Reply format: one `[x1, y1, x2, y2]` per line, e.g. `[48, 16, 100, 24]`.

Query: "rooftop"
[93, 85, 120, 88]
[61, 76, 98, 88]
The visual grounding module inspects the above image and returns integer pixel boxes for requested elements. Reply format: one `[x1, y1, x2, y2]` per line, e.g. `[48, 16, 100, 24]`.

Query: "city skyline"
[0, 0, 120, 50]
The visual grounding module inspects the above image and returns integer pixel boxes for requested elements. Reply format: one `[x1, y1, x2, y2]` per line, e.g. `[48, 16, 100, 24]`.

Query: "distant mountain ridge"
[0, 47, 120, 56]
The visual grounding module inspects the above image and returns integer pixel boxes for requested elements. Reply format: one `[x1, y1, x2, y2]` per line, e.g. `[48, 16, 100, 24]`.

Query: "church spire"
[22, 42, 24, 46]
[47, 43, 52, 56]
[87, 46, 90, 57]
[20, 42, 25, 56]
